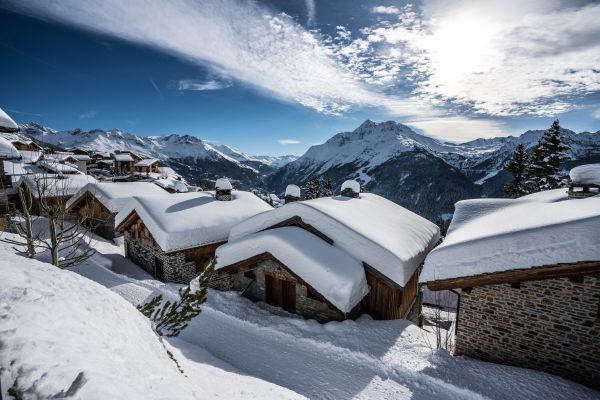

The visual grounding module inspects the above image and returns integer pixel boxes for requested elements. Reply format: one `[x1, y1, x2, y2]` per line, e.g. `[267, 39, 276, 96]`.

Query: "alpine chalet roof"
[112, 153, 134, 162]
[229, 193, 440, 287]
[0, 136, 20, 159]
[420, 192, 600, 283]
[67, 182, 168, 213]
[216, 226, 369, 313]
[0, 107, 19, 132]
[134, 158, 159, 167]
[115, 191, 272, 253]
[18, 174, 98, 198]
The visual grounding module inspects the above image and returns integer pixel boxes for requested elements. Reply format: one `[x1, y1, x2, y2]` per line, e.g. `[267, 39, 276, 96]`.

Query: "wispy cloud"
[592, 108, 600, 119]
[407, 117, 509, 143]
[148, 77, 163, 100]
[170, 78, 232, 91]
[4, 0, 421, 117]
[79, 110, 96, 119]
[278, 139, 301, 145]
[370, 6, 400, 15]
[305, 0, 316, 26]
[6, 109, 45, 117]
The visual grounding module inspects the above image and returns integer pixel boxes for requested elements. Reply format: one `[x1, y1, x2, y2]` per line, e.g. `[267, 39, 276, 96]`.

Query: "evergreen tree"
[503, 144, 529, 198]
[322, 177, 333, 197]
[525, 120, 569, 192]
[304, 176, 321, 200]
[138, 258, 215, 337]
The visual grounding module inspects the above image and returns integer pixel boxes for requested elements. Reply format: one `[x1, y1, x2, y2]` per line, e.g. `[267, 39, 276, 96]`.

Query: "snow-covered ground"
[2, 231, 598, 399]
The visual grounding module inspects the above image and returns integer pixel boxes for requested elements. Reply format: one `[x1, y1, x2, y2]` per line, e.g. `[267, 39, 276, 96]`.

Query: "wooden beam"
[425, 261, 600, 291]
[261, 216, 334, 245]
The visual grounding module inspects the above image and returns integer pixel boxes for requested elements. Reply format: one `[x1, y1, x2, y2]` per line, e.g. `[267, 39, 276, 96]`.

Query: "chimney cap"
[341, 180, 360, 197]
[215, 178, 232, 191]
[285, 184, 301, 198]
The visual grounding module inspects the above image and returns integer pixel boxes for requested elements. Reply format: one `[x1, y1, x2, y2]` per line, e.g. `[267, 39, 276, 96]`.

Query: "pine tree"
[322, 177, 333, 197]
[304, 176, 321, 200]
[503, 144, 529, 198]
[525, 120, 569, 192]
[138, 258, 215, 337]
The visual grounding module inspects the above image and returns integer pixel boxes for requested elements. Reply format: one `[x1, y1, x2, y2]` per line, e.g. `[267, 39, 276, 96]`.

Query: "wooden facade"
[12, 140, 42, 152]
[133, 160, 160, 174]
[68, 192, 117, 239]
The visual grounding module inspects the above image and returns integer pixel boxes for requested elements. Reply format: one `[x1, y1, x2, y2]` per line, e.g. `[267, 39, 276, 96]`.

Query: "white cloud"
[6, 0, 421, 116]
[407, 117, 509, 143]
[171, 79, 232, 91]
[278, 139, 301, 145]
[342, 1, 600, 117]
[305, 0, 316, 26]
[79, 110, 96, 119]
[370, 6, 401, 15]
[592, 108, 600, 119]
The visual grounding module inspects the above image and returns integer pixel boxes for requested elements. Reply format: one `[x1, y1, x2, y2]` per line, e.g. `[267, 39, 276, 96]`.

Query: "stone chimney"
[568, 164, 600, 199]
[215, 178, 232, 201]
[340, 180, 360, 198]
[284, 184, 301, 204]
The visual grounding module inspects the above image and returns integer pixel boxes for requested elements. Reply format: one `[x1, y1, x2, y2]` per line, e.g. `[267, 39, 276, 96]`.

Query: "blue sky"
[1, 0, 599, 156]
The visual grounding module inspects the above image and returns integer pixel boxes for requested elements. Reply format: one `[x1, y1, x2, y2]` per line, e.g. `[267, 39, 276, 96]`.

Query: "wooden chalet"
[0, 107, 22, 229]
[11, 139, 42, 152]
[420, 191, 600, 390]
[112, 151, 141, 176]
[114, 180, 272, 283]
[133, 158, 160, 174]
[66, 182, 167, 239]
[214, 180, 440, 323]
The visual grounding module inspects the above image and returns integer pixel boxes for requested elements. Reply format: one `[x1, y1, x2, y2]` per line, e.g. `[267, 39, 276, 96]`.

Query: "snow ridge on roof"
[67, 182, 168, 213]
[0, 107, 18, 131]
[570, 164, 600, 185]
[216, 226, 369, 312]
[0, 136, 20, 159]
[113, 153, 134, 162]
[229, 193, 440, 286]
[421, 194, 600, 283]
[19, 174, 98, 198]
[115, 191, 272, 252]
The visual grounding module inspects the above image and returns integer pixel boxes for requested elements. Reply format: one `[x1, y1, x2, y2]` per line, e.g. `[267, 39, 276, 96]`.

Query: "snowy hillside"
[0, 235, 302, 400]
[267, 120, 600, 220]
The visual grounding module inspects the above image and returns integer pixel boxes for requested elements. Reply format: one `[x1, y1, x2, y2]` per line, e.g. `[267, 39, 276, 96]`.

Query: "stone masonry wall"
[455, 274, 600, 389]
[216, 259, 346, 322]
[124, 232, 196, 284]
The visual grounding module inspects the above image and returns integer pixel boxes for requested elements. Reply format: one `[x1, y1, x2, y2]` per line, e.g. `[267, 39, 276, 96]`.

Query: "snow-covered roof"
[19, 150, 43, 163]
[153, 178, 191, 193]
[18, 174, 98, 198]
[285, 184, 300, 198]
[0, 107, 18, 132]
[115, 191, 273, 253]
[134, 158, 159, 167]
[38, 159, 82, 175]
[421, 195, 600, 283]
[97, 159, 114, 165]
[517, 188, 568, 203]
[569, 164, 600, 185]
[66, 154, 92, 161]
[3, 160, 31, 176]
[216, 178, 232, 190]
[113, 153, 134, 162]
[67, 182, 168, 213]
[341, 180, 360, 194]
[0, 136, 20, 159]
[229, 193, 440, 287]
[216, 227, 369, 312]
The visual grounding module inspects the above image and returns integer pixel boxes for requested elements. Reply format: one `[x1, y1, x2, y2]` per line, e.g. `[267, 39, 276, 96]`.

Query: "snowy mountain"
[267, 120, 600, 220]
[19, 123, 297, 188]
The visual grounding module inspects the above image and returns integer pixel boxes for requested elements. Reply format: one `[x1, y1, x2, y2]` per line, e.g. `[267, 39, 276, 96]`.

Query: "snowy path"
[72, 243, 600, 400]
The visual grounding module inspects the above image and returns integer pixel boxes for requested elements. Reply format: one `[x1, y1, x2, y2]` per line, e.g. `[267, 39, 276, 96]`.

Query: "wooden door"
[265, 274, 296, 313]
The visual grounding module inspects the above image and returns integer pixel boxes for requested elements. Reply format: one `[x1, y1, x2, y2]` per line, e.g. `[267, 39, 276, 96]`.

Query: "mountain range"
[17, 120, 600, 221]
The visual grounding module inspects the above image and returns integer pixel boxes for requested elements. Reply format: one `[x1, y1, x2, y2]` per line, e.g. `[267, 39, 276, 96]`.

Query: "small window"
[244, 270, 256, 279]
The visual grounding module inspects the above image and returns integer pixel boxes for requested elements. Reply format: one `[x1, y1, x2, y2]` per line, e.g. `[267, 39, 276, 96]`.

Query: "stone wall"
[124, 232, 197, 284]
[455, 274, 600, 389]
[216, 259, 350, 322]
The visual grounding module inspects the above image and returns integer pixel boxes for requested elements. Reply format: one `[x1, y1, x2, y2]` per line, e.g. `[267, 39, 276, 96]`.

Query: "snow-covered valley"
[1, 232, 597, 400]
